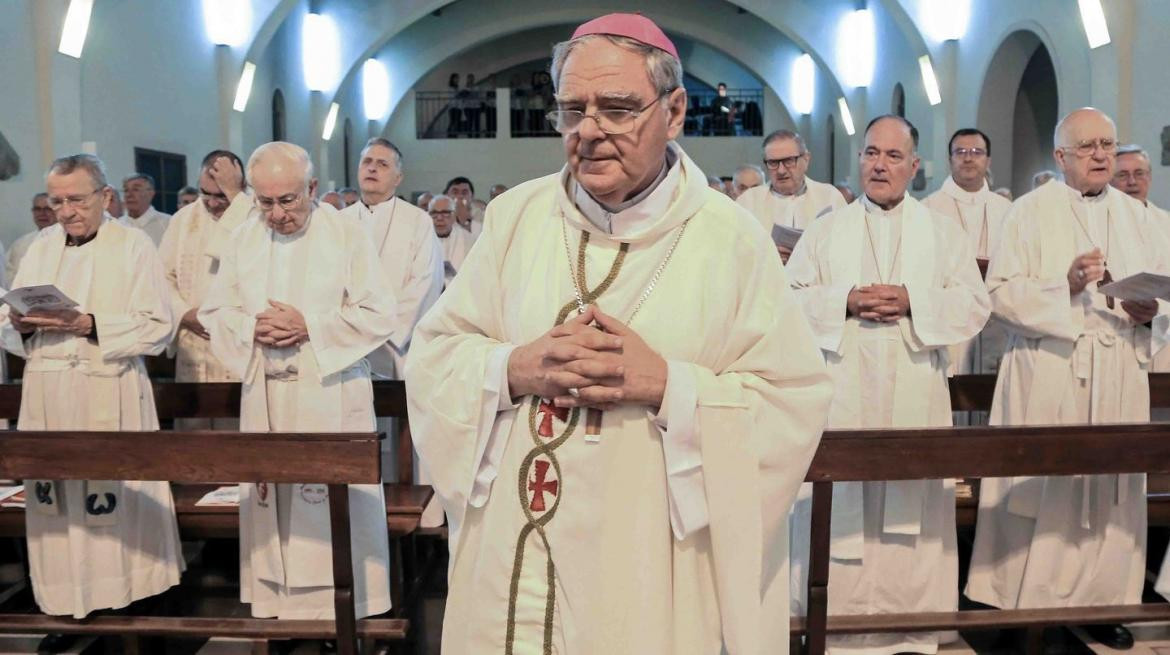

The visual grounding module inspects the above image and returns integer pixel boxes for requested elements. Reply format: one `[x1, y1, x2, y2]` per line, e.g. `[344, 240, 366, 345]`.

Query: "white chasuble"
[119, 206, 172, 246]
[199, 203, 398, 619]
[406, 143, 833, 655]
[786, 195, 989, 655]
[924, 177, 1013, 376]
[6, 228, 43, 288]
[736, 177, 846, 236]
[158, 194, 250, 404]
[966, 182, 1170, 610]
[0, 220, 181, 618]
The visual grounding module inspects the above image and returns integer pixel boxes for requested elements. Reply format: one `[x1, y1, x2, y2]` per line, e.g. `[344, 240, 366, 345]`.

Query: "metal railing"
[416, 90, 497, 139]
[684, 88, 765, 136]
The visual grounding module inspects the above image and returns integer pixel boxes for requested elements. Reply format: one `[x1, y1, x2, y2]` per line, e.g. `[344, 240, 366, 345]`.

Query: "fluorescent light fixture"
[232, 61, 257, 112]
[362, 59, 391, 120]
[322, 102, 340, 140]
[837, 9, 875, 88]
[791, 53, 815, 115]
[1078, 0, 1110, 49]
[921, 0, 969, 42]
[303, 13, 341, 92]
[58, 0, 94, 59]
[918, 55, 942, 106]
[837, 97, 855, 136]
[203, 0, 252, 46]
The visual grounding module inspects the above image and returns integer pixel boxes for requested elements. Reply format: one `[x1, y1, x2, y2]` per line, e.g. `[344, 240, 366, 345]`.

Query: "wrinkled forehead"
[431, 200, 454, 211]
[47, 170, 99, 194]
[1062, 112, 1116, 144]
[1116, 152, 1151, 170]
[557, 40, 655, 102]
[865, 120, 914, 153]
[765, 137, 803, 158]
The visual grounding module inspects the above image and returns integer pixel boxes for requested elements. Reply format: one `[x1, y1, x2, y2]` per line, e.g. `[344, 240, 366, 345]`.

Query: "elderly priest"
[405, 13, 833, 655]
[200, 142, 398, 620]
[966, 108, 1170, 651]
[0, 154, 183, 627]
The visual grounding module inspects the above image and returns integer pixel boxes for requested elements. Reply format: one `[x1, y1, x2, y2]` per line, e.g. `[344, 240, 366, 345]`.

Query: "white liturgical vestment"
[406, 143, 833, 654]
[786, 194, 989, 655]
[923, 176, 1012, 375]
[736, 177, 845, 235]
[119, 206, 171, 246]
[0, 220, 182, 618]
[966, 182, 1170, 610]
[200, 203, 398, 619]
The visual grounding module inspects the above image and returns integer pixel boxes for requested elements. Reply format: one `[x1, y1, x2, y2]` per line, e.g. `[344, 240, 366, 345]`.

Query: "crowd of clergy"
[3, 10, 1170, 655]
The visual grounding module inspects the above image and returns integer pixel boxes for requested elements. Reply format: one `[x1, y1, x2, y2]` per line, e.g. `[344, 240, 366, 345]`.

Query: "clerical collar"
[770, 182, 807, 199]
[942, 175, 986, 204]
[862, 193, 905, 218]
[572, 146, 680, 236]
[1065, 181, 1108, 204]
[65, 229, 98, 247]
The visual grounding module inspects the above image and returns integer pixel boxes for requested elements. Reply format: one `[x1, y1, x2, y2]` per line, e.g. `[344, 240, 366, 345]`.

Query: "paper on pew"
[1, 284, 79, 314]
[195, 485, 240, 507]
[771, 224, 803, 250]
[0, 486, 25, 508]
[1097, 271, 1170, 302]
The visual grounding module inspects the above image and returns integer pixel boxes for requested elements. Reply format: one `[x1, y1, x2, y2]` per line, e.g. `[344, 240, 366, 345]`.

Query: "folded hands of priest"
[254, 299, 309, 347]
[507, 304, 668, 410]
[848, 284, 911, 322]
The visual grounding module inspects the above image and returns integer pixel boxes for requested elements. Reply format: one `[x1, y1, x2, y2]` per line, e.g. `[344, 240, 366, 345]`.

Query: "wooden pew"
[797, 422, 1170, 655]
[0, 430, 400, 655]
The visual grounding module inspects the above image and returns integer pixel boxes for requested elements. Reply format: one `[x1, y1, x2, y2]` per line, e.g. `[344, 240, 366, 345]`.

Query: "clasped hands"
[507, 305, 667, 410]
[1068, 248, 1157, 324]
[8, 308, 92, 336]
[847, 284, 911, 322]
[253, 300, 309, 347]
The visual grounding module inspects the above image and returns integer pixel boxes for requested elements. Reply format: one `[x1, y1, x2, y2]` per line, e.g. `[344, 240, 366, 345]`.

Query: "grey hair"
[33, 191, 49, 202]
[733, 164, 765, 185]
[763, 129, 808, 154]
[550, 34, 682, 97]
[1117, 144, 1151, 166]
[362, 137, 404, 167]
[427, 193, 454, 212]
[123, 173, 156, 189]
[247, 141, 314, 186]
[46, 154, 108, 190]
[1032, 170, 1059, 187]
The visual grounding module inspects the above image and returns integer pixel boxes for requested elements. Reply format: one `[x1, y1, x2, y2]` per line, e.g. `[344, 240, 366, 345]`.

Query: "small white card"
[771, 224, 804, 250]
[1, 284, 80, 314]
[195, 486, 241, 507]
[1097, 272, 1170, 302]
[0, 486, 26, 508]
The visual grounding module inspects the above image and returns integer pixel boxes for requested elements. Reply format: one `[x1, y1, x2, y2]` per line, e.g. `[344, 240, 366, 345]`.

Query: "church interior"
[2, 0, 1170, 654]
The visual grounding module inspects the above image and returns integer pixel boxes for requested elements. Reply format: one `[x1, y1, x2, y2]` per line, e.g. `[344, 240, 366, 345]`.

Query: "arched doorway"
[891, 83, 906, 118]
[976, 31, 1059, 195]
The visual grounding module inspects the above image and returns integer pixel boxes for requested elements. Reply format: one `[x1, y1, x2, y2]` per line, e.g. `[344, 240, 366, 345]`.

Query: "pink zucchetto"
[570, 13, 679, 60]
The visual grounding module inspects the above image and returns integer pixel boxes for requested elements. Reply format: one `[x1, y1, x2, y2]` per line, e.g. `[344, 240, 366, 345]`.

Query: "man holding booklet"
[0, 154, 181, 647]
[966, 107, 1170, 650]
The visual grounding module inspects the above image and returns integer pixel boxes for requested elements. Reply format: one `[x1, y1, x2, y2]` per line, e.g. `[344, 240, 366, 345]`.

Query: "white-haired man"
[0, 154, 182, 636]
[120, 173, 171, 245]
[405, 13, 831, 654]
[966, 108, 1170, 650]
[731, 163, 764, 198]
[199, 141, 397, 620]
[157, 150, 252, 428]
[737, 129, 846, 263]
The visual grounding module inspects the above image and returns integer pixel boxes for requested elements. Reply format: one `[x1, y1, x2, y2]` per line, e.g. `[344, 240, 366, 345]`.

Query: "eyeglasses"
[1114, 170, 1150, 182]
[46, 188, 104, 211]
[1060, 138, 1118, 158]
[545, 92, 669, 135]
[764, 154, 806, 170]
[951, 147, 988, 159]
[429, 209, 454, 216]
[254, 191, 305, 212]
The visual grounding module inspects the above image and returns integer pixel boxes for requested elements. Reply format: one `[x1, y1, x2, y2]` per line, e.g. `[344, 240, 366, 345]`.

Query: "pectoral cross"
[1098, 267, 1114, 309]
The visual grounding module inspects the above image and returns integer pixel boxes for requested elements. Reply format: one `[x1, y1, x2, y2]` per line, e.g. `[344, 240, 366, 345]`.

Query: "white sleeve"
[468, 343, 522, 507]
[651, 360, 708, 539]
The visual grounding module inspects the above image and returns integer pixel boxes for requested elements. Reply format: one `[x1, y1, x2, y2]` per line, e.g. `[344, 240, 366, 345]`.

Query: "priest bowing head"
[248, 141, 316, 235]
[405, 11, 833, 654]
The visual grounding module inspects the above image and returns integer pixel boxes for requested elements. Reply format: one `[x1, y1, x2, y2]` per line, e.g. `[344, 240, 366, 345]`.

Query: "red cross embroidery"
[537, 399, 568, 438]
[528, 459, 559, 512]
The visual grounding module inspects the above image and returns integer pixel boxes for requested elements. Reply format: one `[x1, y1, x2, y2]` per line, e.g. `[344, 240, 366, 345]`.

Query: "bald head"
[247, 141, 314, 187]
[247, 142, 317, 235]
[1053, 107, 1117, 195]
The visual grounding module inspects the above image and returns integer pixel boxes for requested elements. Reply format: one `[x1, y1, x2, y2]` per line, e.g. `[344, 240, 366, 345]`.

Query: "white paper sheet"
[771, 224, 804, 250]
[0, 486, 26, 508]
[195, 485, 240, 507]
[1097, 271, 1170, 302]
[1, 284, 79, 314]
